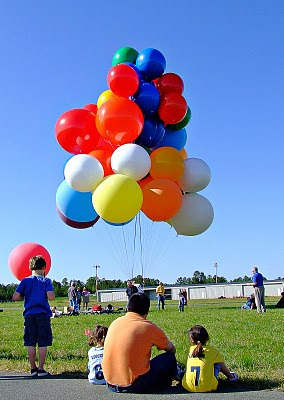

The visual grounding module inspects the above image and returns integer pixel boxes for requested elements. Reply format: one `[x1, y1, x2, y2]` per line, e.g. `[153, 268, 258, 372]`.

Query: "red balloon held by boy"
[8, 242, 51, 281]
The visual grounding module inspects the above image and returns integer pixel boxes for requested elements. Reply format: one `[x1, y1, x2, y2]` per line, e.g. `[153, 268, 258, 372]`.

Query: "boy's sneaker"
[37, 369, 50, 377]
[229, 372, 238, 381]
[174, 363, 185, 381]
[31, 368, 38, 377]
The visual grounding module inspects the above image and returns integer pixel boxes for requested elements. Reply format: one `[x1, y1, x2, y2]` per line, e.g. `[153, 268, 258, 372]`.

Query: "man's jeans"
[70, 299, 79, 311]
[157, 295, 165, 310]
[107, 352, 177, 393]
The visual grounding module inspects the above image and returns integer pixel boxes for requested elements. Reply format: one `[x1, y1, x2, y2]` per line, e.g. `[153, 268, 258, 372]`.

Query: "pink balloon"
[8, 242, 51, 281]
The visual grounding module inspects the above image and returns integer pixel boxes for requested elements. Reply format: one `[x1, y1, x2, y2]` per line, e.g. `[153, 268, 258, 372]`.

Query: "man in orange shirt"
[102, 293, 177, 393]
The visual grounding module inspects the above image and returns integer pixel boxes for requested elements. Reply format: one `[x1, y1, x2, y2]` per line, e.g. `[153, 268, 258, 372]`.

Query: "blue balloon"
[154, 127, 187, 151]
[133, 82, 160, 116]
[56, 180, 98, 223]
[136, 48, 166, 81]
[122, 62, 143, 81]
[135, 117, 165, 148]
[103, 218, 133, 226]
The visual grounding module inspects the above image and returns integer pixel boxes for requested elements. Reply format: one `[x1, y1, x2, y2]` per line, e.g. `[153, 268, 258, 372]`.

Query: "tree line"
[0, 271, 280, 302]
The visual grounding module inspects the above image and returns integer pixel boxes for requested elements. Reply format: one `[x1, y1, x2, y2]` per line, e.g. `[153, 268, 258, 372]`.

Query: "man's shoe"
[31, 368, 38, 377]
[37, 369, 50, 377]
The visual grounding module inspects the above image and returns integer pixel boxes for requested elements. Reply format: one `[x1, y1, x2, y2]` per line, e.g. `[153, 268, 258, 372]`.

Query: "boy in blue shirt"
[13, 255, 55, 376]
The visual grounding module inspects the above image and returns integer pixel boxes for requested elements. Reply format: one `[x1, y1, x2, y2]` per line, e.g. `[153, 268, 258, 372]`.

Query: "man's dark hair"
[127, 293, 150, 316]
[29, 255, 46, 271]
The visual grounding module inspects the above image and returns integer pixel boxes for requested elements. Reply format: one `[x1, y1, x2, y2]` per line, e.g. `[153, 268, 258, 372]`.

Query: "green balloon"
[141, 145, 152, 155]
[167, 107, 192, 131]
[112, 47, 139, 66]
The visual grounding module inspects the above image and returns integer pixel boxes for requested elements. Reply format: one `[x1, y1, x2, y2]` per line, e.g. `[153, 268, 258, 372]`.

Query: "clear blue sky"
[1, 1, 283, 285]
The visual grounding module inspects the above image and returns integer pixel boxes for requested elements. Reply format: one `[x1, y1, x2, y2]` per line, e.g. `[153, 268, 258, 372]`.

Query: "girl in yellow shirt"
[182, 325, 238, 392]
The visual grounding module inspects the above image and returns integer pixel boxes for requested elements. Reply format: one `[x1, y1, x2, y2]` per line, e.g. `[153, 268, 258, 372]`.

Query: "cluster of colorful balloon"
[55, 47, 214, 236]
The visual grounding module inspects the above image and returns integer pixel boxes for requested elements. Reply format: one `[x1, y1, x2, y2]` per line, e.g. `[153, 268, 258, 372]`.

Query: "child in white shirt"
[87, 325, 108, 384]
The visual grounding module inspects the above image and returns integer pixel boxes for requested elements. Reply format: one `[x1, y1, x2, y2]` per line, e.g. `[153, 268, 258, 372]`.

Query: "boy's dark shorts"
[24, 313, 52, 347]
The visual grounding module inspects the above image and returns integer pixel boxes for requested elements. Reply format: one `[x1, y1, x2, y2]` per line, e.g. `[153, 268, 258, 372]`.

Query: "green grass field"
[0, 297, 283, 390]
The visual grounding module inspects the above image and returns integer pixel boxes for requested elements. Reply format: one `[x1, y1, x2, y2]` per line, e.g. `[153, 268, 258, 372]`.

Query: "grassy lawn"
[0, 297, 283, 390]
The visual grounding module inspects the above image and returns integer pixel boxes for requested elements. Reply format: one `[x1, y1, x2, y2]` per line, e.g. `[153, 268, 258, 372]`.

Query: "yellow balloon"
[92, 174, 143, 223]
[97, 90, 118, 109]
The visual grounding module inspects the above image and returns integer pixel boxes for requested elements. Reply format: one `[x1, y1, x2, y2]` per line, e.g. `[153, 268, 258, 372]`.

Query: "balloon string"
[122, 225, 130, 279]
[138, 212, 144, 284]
[132, 216, 138, 279]
[92, 224, 129, 278]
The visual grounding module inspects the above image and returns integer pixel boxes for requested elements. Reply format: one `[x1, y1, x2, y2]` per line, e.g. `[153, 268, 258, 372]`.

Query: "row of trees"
[0, 271, 278, 302]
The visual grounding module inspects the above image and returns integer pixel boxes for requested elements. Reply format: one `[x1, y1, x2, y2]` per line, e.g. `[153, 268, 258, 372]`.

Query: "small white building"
[97, 280, 284, 303]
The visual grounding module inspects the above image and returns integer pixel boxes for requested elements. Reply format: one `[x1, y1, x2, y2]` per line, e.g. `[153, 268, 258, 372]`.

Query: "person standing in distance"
[156, 281, 165, 310]
[68, 282, 78, 312]
[248, 266, 266, 313]
[102, 293, 177, 393]
[125, 281, 138, 310]
[12, 255, 54, 377]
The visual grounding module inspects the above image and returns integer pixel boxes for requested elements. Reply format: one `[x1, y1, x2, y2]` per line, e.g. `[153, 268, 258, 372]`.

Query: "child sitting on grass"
[182, 325, 238, 393]
[87, 325, 108, 385]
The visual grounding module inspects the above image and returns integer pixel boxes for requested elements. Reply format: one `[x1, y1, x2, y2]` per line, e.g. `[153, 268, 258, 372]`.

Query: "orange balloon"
[138, 175, 153, 189]
[150, 147, 185, 181]
[180, 148, 188, 159]
[142, 179, 182, 221]
[96, 98, 144, 145]
[89, 148, 114, 177]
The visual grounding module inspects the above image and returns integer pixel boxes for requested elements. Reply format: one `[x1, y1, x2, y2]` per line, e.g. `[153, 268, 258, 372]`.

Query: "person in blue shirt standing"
[249, 266, 266, 313]
[12, 255, 55, 376]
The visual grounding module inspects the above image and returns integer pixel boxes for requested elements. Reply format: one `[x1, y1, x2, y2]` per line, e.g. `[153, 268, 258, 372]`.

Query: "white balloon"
[177, 158, 211, 193]
[64, 154, 104, 192]
[111, 143, 151, 181]
[171, 193, 214, 236]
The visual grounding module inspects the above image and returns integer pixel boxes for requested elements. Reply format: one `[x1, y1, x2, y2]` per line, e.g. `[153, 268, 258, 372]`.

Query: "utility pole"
[93, 264, 100, 301]
[214, 262, 218, 283]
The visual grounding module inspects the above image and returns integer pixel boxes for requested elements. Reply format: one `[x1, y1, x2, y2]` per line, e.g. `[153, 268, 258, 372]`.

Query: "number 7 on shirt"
[190, 366, 201, 386]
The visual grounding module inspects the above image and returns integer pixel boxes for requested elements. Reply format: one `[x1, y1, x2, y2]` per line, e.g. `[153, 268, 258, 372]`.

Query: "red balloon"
[89, 148, 114, 176]
[55, 109, 100, 154]
[83, 104, 98, 115]
[158, 93, 187, 125]
[96, 98, 144, 145]
[107, 64, 139, 98]
[8, 242, 51, 281]
[138, 175, 153, 189]
[95, 137, 118, 151]
[155, 73, 184, 95]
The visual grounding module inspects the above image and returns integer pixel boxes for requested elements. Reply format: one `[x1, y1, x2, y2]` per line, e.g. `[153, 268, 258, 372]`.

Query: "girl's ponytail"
[191, 340, 204, 358]
[189, 325, 209, 358]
